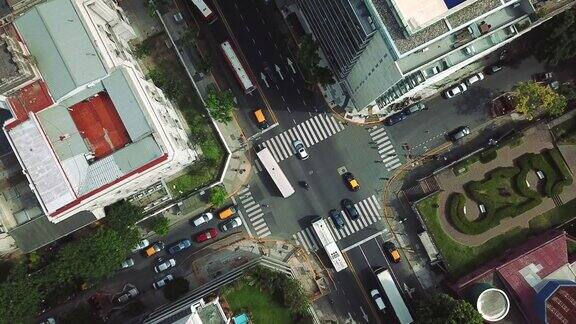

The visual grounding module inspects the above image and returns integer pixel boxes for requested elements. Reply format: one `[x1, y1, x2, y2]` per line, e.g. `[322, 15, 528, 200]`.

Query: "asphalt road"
[387, 57, 547, 156]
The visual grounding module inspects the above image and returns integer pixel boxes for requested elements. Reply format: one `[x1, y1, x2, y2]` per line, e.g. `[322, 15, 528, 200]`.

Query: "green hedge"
[546, 148, 573, 196]
[447, 193, 498, 235]
[479, 148, 498, 164]
[516, 153, 557, 197]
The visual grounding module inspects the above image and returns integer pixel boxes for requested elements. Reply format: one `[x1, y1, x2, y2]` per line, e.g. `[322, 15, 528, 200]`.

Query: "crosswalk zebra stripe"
[241, 196, 254, 205]
[311, 116, 326, 140]
[330, 116, 344, 132]
[319, 115, 333, 136]
[385, 158, 401, 168]
[378, 145, 395, 155]
[245, 204, 260, 213]
[377, 140, 392, 149]
[253, 222, 268, 231]
[252, 217, 265, 226]
[341, 213, 357, 234]
[325, 115, 337, 135]
[259, 230, 271, 237]
[373, 132, 388, 141]
[279, 133, 292, 157]
[370, 128, 386, 136]
[305, 119, 319, 144]
[237, 187, 250, 195]
[303, 227, 318, 250]
[388, 162, 402, 171]
[247, 209, 263, 218]
[370, 195, 382, 210]
[295, 124, 310, 147]
[256, 227, 270, 235]
[288, 128, 298, 142]
[300, 121, 315, 146]
[357, 203, 371, 226]
[266, 140, 281, 162]
[382, 154, 398, 164]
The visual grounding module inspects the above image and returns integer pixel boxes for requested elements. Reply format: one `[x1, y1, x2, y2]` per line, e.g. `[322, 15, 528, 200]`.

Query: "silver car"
[153, 274, 174, 289]
[292, 140, 309, 160]
[131, 239, 149, 252]
[444, 83, 468, 98]
[121, 258, 135, 269]
[220, 216, 242, 232]
[371, 289, 386, 311]
[154, 258, 176, 273]
[191, 212, 213, 227]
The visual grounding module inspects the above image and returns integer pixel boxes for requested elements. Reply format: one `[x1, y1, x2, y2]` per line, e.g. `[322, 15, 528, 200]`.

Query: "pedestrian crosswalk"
[236, 186, 271, 238]
[369, 126, 402, 171]
[292, 195, 382, 253]
[261, 114, 345, 162]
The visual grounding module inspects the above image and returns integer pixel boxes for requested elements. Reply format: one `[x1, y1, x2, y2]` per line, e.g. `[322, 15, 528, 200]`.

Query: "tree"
[296, 35, 335, 86]
[512, 81, 567, 119]
[151, 216, 170, 236]
[210, 185, 227, 207]
[0, 263, 42, 324]
[104, 201, 144, 234]
[313, 66, 335, 86]
[163, 277, 190, 301]
[415, 293, 482, 324]
[206, 89, 234, 123]
[61, 304, 103, 324]
[535, 8, 576, 65]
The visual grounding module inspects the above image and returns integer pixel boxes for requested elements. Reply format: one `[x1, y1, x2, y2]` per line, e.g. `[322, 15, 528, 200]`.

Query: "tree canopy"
[206, 89, 235, 123]
[415, 293, 483, 324]
[512, 81, 567, 119]
[163, 277, 190, 301]
[151, 216, 170, 236]
[210, 185, 228, 207]
[535, 8, 576, 65]
[0, 263, 42, 324]
[296, 35, 335, 86]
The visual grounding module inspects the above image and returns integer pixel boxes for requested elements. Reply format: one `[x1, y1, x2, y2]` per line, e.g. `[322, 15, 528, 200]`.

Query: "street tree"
[0, 262, 43, 324]
[105, 201, 144, 234]
[210, 185, 227, 207]
[206, 89, 234, 123]
[151, 216, 170, 236]
[535, 8, 576, 65]
[163, 277, 190, 301]
[296, 35, 335, 86]
[512, 81, 567, 119]
[415, 293, 482, 324]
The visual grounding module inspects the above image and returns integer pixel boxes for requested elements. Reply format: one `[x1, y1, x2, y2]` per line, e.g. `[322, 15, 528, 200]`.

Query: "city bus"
[190, 0, 217, 23]
[375, 268, 413, 324]
[255, 147, 294, 197]
[220, 41, 256, 94]
[312, 218, 348, 272]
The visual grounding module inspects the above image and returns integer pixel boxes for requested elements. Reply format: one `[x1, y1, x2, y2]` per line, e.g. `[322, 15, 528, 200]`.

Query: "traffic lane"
[330, 269, 379, 323]
[217, 0, 317, 123]
[345, 244, 394, 323]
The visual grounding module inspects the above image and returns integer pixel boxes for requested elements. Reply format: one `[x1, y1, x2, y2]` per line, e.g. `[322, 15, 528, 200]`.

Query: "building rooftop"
[372, 0, 502, 54]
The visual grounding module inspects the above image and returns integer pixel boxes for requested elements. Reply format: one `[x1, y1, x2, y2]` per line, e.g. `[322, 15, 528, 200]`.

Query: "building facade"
[297, 0, 575, 118]
[0, 0, 196, 230]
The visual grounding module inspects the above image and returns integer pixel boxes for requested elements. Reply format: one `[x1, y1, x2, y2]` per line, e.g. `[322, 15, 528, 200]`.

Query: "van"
[218, 205, 237, 220]
[254, 109, 269, 129]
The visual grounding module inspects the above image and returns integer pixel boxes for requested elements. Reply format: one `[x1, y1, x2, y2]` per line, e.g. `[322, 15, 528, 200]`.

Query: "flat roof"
[390, 0, 449, 31]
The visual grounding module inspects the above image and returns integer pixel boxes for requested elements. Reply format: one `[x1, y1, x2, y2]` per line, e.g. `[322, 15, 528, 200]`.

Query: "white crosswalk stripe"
[234, 186, 271, 238]
[261, 114, 345, 162]
[369, 126, 403, 171]
[292, 195, 383, 252]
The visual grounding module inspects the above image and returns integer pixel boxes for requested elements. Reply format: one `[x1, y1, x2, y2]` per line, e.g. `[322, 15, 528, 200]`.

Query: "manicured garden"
[418, 194, 576, 276]
[552, 115, 576, 144]
[447, 149, 572, 235]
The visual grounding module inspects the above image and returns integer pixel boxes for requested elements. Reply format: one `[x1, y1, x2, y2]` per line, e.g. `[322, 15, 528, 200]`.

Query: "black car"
[329, 209, 345, 229]
[485, 64, 503, 74]
[384, 111, 407, 126]
[167, 239, 192, 255]
[447, 126, 471, 142]
[341, 199, 359, 220]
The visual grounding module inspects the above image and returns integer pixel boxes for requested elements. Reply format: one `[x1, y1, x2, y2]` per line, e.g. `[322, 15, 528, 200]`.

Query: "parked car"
[447, 126, 471, 142]
[220, 216, 242, 232]
[465, 72, 484, 86]
[154, 258, 176, 273]
[190, 212, 214, 227]
[152, 274, 174, 289]
[384, 111, 407, 126]
[292, 139, 309, 160]
[144, 241, 165, 257]
[218, 206, 237, 220]
[532, 72, 554, 83]
[341, 198, 359, 220]
[131, 239, 150, 252]
[343, 172, 360, 191]
[117, 288, 139, 303]
[167, 239, 192, 255]
[383, 241, 401, 263]
[403, 102, 426, 115]
[486, 64, 503, 74]
[329, 209, 345, 229]
[121, 258, 135, 269]
[195, 228, 218, 243]
[371, 289, 386, 312]
[443, 83, 468, 98]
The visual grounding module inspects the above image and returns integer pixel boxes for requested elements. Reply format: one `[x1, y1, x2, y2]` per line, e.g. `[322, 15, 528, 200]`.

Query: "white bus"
[256, 147, 294, 198]
[312, 218, 348, 272]
[376, 268, 413, 324]
[191, 0, 216, 23]
[220, 41, 256, 94]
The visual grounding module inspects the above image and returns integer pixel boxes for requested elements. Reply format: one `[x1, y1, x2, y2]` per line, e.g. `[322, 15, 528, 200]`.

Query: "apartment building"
[297, 0, 574, 117]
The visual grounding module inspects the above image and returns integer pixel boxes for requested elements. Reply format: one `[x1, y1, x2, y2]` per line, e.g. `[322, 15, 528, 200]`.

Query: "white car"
[153, 274, 174, 289]
[444, 83, 468, 98]
[371, 289, 386, 311]
[292, 140, 309, 160]
[220, 216, 243, 232]
[191, 212, 213, 227]
[117, 288, 139, 303]
[154, 258, 176, 273]
[131, 239, 150, 252]
[121, 258, 135, 269]
[465, 72, 484, 86]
